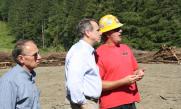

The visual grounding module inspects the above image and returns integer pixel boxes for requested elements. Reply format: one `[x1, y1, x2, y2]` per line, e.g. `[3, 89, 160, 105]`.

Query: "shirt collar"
[79, 39, 95, 54]
[16, 64, 36, 82]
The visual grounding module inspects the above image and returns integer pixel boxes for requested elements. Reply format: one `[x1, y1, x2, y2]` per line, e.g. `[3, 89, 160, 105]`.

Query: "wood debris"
[0, 52, 66, 69]
[136, 45, 181, 64]
[0, 61, 13, 69]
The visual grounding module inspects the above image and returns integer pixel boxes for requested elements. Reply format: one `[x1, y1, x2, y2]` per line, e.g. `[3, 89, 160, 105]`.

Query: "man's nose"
[37, 54, 42, 60]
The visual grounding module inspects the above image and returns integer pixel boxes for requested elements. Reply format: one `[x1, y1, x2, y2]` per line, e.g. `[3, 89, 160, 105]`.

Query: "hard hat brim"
[100, 23, 123, 33]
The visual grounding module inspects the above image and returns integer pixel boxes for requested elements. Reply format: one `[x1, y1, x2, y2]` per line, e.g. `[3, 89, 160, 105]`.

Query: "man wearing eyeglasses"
[0, 39, 41, 109]
[96, 15, 144, 109]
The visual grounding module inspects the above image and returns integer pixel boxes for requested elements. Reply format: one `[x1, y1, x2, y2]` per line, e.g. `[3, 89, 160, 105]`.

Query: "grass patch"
[0, 21, 65, 54]
[0, 21, 15, 52]
[40, 45, 65, 55]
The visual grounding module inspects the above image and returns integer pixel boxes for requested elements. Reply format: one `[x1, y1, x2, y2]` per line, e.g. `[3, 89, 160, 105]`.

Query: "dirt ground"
[1, 63, 181, 109]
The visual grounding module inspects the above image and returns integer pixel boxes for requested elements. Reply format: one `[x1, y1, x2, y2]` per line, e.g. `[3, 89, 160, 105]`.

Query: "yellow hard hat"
[99, 14, 123, 33]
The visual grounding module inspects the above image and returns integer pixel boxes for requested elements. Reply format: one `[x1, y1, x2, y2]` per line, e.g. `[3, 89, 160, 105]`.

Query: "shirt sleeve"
[0, 79, 17, 109]
[65, 53, 87, 104]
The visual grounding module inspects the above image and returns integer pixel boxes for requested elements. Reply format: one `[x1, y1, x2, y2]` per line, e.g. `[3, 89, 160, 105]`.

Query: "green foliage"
[0, 21, 15, 51]
[0, 0, 180, 51]
[40, 44, 65, 55]
[0, 0, 12, 21]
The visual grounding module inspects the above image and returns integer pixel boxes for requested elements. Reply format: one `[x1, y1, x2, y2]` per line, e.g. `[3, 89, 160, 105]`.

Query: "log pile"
[136, 45, 181, 64]
[0, 52, 66, 69]
[40, 52, 66, 67]
[0, 62, 13, 69]
[1, 45, 181, 69]
[0, 52, 13, 69]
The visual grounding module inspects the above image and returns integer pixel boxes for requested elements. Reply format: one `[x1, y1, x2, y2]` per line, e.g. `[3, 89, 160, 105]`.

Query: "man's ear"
[84, 30, 91, 38]
[17, 55, 24, 64]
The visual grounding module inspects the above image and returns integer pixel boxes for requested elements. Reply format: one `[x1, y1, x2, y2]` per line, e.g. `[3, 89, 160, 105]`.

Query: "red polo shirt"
[96, 44, 140, 109]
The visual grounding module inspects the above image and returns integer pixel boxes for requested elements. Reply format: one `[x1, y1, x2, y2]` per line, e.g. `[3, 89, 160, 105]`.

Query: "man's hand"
[134, 69, 145, 81]
[122, 75, 139, 85]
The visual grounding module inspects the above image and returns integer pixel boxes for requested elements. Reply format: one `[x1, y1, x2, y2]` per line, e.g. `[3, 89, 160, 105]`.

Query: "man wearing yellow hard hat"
[96, 14, 145, 109]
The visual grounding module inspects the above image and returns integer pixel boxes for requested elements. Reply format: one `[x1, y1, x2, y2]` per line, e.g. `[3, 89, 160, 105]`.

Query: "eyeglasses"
[22, 51, 40, 58]
[112, 28, 122, 33]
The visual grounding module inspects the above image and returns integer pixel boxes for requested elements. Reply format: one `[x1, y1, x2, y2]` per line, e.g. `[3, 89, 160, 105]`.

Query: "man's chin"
[97, 39, 101, 43]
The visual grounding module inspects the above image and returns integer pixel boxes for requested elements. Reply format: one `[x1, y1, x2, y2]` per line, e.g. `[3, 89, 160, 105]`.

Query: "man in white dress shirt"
[65, 18, 102, 109]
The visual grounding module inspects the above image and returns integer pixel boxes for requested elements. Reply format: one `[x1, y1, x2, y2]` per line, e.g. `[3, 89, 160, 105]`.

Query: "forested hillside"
[0, 0, 181, 50]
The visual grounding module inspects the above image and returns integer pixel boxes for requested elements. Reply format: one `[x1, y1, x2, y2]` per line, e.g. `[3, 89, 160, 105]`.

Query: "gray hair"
[12, 39, 36, 64]
[77, 18, 98, 37]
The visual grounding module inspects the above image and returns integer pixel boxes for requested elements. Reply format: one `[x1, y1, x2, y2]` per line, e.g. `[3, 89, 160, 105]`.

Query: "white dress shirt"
[65, 39, 102, 105]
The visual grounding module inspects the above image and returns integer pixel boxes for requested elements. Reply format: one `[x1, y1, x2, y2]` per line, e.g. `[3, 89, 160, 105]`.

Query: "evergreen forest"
[0, 0, 181, 50]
